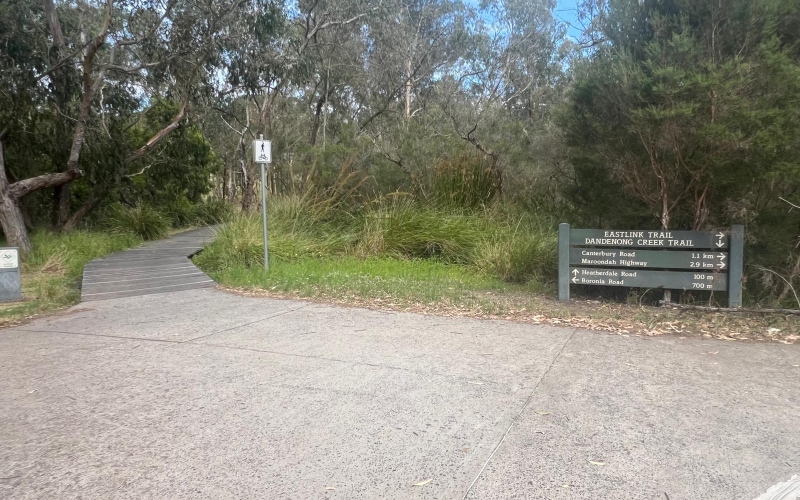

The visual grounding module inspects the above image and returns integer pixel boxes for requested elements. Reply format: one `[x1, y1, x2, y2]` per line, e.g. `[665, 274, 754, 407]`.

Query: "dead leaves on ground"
[220, 286, 799, 344]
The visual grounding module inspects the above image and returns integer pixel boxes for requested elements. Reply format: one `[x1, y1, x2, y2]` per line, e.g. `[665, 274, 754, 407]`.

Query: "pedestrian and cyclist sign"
[558, 225, 744, 307]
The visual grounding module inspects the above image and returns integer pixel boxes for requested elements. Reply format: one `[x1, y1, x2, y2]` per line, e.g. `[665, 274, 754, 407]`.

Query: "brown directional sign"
[570, 248, 728, 270]
[558, 224, 745, 306]
[569, 268, 727, 291]
[570, 229, 728, 249]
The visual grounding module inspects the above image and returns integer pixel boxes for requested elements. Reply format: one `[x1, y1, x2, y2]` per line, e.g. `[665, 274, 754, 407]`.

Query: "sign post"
[0, 247, 21, 301]
[558, 223, 570, 302]
[253, 135, 272, 270]
[558, 225, 744, 307]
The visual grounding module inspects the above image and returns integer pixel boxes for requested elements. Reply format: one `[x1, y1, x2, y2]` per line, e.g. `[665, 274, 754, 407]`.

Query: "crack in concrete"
[181, 305, 309, 343]
[460, 327, 579, 500]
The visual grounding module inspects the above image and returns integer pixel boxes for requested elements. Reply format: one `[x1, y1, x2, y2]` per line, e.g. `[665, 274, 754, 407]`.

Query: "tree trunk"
[43, 0, 73, 231]
[660, 199, 672, 305]
[53, 184, 71, 230]
[241, 159, 257, 211]
[405, 58, 412, 120]
[0, 139, 31, 253]
[310, 92, 327, 147]
[62, 193, 105, 231]
[0, 136, 81, 254]
[310, 75, 336, 150]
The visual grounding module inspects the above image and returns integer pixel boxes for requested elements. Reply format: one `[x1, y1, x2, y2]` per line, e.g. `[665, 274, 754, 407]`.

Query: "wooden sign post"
[558, 224, 744, 307]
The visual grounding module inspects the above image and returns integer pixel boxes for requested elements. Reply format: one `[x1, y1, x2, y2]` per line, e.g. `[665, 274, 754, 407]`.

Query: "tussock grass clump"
[357, 196, 485, 263]
[105, 204, 170, 240]
[193, 199, 236, 225]
[433, 153, 501, 208]
[472, 211, 558, 284]
[163, 197, 196, 227]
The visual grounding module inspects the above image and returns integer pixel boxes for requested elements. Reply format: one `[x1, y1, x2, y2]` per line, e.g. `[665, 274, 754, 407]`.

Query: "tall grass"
[195, 193, 557, 286]
[105, 204, 171, 240]
[432, 153, 502, 208]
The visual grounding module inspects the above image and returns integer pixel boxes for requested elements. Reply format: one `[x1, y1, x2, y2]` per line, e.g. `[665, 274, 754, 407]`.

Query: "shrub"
[433, 153, 502, 208]
[105, 204, 170, 241]
[357, 196, 484, 263]
[163, 197, 196, 227]
[472, 215, 557, 283]
[194, 214, 263, 271]
[194, 199, 236, 225]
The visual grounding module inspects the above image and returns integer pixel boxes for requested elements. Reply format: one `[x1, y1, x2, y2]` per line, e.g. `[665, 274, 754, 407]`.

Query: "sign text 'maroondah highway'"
[569, 248, 728, 270]
[570, 229, 728, 249]
[569, 268, 727, 291]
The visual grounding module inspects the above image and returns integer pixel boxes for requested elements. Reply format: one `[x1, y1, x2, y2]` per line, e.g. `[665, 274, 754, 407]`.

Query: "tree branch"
[124, 103, 187, 164]
[9, 169, 82, 200]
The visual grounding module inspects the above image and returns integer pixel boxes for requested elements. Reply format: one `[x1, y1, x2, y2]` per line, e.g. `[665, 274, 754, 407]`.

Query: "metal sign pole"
[558, 223, 570, 301]
[256, 133, 270, 271]
[260, 161, 269, 271]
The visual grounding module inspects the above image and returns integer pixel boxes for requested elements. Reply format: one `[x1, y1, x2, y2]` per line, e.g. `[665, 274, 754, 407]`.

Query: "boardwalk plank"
[81, 227, 217, 301]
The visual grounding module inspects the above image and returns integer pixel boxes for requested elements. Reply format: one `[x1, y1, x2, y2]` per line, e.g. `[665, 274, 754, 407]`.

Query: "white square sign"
[253, 140, 272, 164]
[0, 248, 18, 269]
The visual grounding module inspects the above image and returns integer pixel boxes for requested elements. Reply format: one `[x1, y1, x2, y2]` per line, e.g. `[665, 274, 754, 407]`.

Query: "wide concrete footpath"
[1, 287, 799, 499]
[80, 227, 216, 301]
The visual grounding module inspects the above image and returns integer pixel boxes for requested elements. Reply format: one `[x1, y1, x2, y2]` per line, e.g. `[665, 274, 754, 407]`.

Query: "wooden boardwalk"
[81, 227, 217, 301]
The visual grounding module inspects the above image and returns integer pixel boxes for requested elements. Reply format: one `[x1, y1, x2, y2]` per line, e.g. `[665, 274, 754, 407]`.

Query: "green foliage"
[195, 195, 557, 286]
[472, 210, 558, 284]
[193, 199, 237, 225]
[432, 154, 501, 208]
[104, 204, 170, 241]
[560, 0, 800, 305]
[163, 197, 197, 228]
[357, 197, 485, 263]
[122, 101, 222, 209]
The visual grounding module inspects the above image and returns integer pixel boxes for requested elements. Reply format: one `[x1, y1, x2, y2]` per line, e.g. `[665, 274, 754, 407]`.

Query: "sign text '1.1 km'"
[570, 248, 727, 270]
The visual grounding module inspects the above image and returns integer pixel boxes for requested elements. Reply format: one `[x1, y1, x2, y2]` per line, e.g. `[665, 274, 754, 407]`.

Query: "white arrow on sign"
[718, 253, 726, 260]
[571, 277, 579, 283]
[718, 261, 726, 269]
[716, 240, 725, 248]
[716, 232, 725, 248]
[571, 268, 579, 276]
[716, 232, 725, 238]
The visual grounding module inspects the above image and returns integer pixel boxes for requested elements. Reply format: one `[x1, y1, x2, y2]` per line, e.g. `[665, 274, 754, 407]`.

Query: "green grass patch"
[206, 255, 511, 308]
[0, 230, 141, 324]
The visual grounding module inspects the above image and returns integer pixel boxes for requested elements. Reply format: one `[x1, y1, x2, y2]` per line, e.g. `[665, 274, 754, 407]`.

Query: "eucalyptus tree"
[213, 0, 375, 209]
[0, 0, 246, 252]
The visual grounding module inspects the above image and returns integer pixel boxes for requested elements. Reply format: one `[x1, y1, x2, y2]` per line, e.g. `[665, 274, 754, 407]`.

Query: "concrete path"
[80, 227, 216, 301]
[1, 287, 798, 499]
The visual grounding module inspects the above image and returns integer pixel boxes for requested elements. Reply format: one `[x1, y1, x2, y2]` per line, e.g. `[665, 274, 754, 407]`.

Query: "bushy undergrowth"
[193, 199, 236, 225]
[195, 194, 557, 286]
[103, 199, 236, 239]
[105, 204, 171, 240]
